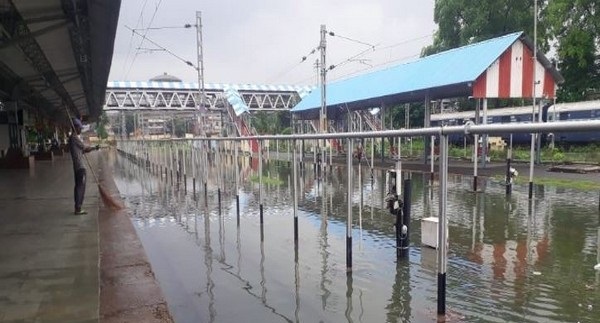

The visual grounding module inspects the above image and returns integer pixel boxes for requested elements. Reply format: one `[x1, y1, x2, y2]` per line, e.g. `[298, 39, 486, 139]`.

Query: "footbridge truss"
[103, 81, 312, 112]
[104, 81, 313, 149]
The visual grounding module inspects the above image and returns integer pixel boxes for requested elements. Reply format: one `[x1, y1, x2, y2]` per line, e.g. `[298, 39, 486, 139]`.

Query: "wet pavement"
[0, 151, 173, 323]
[0, 154, 100, 322]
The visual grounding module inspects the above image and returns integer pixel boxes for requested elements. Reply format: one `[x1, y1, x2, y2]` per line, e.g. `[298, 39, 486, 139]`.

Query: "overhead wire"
[327, 31, 375, 49]
[125, 26, 197, 70]
[377, 33, 433, 51]
[292, 59, 322, 85]
[121, 0, 149, 79]
[132, 25, 194, 31]
[331, 51, 421, 82]
[327, 45, 378, 72]
[330, 33, 433, 79]
[266, 46, 319, 84]
[125, 0, 164, 79]
[292, 32, 433, 85]
[291, 30, 377, 84]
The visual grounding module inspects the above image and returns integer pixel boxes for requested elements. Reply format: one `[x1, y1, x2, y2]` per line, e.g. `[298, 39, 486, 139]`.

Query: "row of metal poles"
[118, 119, 600, 319]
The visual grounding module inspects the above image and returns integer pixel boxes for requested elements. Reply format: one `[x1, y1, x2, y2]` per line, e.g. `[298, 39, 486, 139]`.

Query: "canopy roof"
[0, 0, 121, 122]
[292, 32, 563, 119]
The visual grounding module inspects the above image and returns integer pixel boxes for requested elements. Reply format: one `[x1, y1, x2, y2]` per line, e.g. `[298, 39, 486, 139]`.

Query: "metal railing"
[123, 119, 600, 142]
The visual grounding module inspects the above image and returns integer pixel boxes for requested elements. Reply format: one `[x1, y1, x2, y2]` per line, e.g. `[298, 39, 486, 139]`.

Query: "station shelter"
[291, 31, 564, 163]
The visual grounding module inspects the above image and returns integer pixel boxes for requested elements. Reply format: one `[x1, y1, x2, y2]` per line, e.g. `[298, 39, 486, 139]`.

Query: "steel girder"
[103, 87, 303, 112]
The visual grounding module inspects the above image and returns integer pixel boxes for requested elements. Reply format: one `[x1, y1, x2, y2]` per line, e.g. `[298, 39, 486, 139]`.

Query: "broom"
[65, 108, 124, 210]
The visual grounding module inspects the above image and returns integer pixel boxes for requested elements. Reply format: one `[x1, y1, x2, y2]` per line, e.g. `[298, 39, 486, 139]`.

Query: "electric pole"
[319, 24, 327, 172]
[196, 11, 206, 136]
[320, 24, 327, 134]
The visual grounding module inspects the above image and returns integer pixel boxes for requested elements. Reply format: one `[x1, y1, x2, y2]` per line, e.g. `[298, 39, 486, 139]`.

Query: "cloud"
[108, 0, 436, 85]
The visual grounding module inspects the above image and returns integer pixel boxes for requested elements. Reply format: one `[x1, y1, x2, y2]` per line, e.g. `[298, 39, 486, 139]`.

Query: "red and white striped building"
[472, 39, 557, 99]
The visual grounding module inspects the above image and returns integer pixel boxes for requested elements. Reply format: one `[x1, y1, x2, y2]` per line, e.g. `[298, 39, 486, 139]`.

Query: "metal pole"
[170, 145, 174, 185]
[176, 144, 181, 189]
[235, 140, 240, 226]
[430, 135, 435, 182]
[329, 136, 333, 171]
[437, 134, 449, 317]
[293, 139, 299, 243]
[163, 144, 167, 181]
[380, 104, 385, 162]
[217, 141, 222, 213]
[196, 11, 206, 121]
[320, 24, 328, 178]
[313, 138, 317, 174]
[482, 99, 488, 168]
[183, 145, 187, 194]
[506, 134, 513, 196]
[259, 140, 264, 241]
[192, 142, 196, 195]
[424, 97, 430, 164]
[395, 156, 402, 258]
[529, 0, 538, 199]
[396, 157, 402, 196]
[474, 100, 480, 192]
[346, 137, 353, 271]
[204, 140, 208, 196]
[370, 137, 374, 177]
[400, 178, 411, 258]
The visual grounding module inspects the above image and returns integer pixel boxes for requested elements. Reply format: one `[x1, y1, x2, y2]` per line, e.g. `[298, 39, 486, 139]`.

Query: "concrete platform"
[0, 154, 100, 322]
[0, 151, 172, 322]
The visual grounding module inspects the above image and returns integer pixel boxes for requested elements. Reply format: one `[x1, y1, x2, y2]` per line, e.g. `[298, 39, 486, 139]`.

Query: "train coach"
[430, 100, 600, 146]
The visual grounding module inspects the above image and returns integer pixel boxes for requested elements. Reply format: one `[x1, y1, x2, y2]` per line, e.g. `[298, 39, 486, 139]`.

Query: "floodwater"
[110, 149, 600, 323]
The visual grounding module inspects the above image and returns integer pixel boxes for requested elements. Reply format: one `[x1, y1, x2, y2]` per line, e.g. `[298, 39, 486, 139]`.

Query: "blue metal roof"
[224, 88, 250, 116]
[292, 32, 523, 113]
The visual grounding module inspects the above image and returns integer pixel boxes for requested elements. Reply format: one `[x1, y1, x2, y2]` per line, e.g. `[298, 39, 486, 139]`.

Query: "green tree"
[543, 0, 600, 101]
[422, 0, 543, 56]
[251, 111, 283, 134]
[95, 111, 109, 139]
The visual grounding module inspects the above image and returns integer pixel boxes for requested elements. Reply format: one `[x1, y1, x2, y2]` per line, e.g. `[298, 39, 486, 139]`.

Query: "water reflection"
[345, 273, 354, 323]
[203, 201, 216, 322]
[112, 149, 600, 323]
[294, 246, 300, 323]
[385, 260, 411, 323]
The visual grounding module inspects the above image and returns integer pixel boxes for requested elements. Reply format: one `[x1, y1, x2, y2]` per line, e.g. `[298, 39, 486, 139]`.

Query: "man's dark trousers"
[74, 168, 86, 211]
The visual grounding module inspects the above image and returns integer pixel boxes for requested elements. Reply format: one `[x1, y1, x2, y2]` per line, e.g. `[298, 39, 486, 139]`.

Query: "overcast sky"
[108, 0, 437, 86]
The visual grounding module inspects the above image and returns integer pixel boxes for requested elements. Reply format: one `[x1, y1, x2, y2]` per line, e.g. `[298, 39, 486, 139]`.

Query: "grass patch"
[493, 175, 600, 190]
[249, 175, 284, 186]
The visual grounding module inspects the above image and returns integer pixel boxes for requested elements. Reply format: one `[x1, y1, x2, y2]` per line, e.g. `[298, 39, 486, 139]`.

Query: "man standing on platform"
[68, 118, 98, 215]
